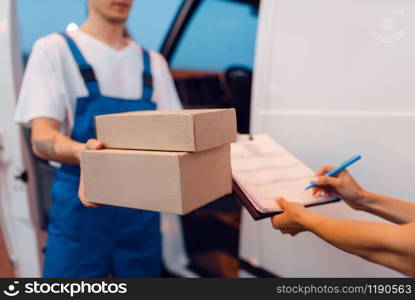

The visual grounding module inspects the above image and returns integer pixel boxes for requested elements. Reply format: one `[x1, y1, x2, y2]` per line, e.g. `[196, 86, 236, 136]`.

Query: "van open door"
[0, 0, 42, 277]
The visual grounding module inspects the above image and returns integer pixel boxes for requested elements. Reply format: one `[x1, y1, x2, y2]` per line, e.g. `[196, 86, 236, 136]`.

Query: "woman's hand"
[78, 139, 104, 208]
[311, 166, 366, 211]
[271, 198, 310, 236]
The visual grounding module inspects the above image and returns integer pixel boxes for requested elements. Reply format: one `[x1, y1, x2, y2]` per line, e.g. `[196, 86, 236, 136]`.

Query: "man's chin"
[107, 15, 129, 24]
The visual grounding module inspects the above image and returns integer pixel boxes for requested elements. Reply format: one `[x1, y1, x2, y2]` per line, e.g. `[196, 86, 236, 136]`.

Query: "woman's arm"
[272, 200, 415, 277]
[359, 191, 415, 225]
[312, 166, 415, 224]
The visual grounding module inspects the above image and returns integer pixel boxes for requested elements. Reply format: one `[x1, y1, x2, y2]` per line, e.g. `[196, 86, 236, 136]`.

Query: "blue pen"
[305, 155, 362, 190]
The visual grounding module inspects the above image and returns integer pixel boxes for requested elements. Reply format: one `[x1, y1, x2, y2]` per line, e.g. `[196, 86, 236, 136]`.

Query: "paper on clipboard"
[231, 134, 339, 214]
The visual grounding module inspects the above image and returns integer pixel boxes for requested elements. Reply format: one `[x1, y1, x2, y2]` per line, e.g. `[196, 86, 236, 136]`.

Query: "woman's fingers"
[311, 176, 341, 188]
[315, 165, 337, 176]
[271, 213, 303, 230]
[276, 197, 288, 210]
[312, 166, 340, 196]
[281, 229, 305, 236]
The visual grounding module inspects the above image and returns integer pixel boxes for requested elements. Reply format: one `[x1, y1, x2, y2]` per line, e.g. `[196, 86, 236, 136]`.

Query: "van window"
[171, 0, 258, 71]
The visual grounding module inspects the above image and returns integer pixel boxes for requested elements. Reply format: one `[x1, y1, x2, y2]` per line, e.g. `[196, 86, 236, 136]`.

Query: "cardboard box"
[95, 109, 237, 152]
[81, 145, 232, 214]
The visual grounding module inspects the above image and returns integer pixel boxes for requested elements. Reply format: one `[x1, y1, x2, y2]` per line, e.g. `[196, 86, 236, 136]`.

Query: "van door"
[0, 0, 41, 277]
[245, 0, 409, 277]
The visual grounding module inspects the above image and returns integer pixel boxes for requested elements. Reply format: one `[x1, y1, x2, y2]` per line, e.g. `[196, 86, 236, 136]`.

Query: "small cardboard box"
[95, 109, 237, 152]
[81, 145, 232, 214]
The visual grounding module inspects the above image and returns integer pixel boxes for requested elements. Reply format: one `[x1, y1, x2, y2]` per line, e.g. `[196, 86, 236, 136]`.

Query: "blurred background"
[4, 0, 260, 278]
[3, 0, 413, 278]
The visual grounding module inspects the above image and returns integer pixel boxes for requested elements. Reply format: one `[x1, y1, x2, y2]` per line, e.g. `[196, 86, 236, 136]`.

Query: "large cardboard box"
[81, 145, 232, 214]
[95, 109, 237, 152]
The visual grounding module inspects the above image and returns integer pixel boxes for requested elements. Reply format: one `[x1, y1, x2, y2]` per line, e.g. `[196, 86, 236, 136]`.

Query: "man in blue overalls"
[14, 0, 182, 277]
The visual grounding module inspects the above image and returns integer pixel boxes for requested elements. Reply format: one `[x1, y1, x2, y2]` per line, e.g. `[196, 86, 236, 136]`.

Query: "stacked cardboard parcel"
[82, 109, 237, 215]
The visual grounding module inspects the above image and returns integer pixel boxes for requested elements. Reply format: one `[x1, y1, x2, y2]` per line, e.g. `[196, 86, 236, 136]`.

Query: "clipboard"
[233, 179, 341, 221]
[231, 135, 342, 221]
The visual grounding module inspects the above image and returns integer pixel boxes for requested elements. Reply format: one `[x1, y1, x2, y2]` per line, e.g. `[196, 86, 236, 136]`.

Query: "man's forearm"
[297, 211, 415, 275]
[32, 123, 84, 165]
[359, 191, 415, 224]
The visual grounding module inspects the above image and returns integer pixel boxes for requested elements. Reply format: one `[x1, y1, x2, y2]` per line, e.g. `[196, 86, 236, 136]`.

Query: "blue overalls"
[43, 32, 161, 278]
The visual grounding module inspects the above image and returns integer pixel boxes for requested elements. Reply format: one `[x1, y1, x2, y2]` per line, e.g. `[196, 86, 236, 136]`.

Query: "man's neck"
[80, 14, 128, 50]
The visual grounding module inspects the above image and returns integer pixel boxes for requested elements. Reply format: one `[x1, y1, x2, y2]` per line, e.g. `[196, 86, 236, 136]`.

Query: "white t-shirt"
[14, 30, 182, 135]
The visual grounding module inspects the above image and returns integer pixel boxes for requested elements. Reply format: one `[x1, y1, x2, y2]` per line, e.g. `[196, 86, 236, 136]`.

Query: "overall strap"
[141, 49, 154, 100]
[59, 32, 101, 98]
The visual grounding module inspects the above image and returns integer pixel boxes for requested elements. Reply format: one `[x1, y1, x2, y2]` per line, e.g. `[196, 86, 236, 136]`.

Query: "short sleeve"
[14, 40, 68, 126]
[151, 52, 183, 111]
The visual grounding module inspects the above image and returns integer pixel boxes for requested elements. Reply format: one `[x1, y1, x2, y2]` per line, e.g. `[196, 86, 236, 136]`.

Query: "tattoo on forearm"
[34, 136, 58, 159]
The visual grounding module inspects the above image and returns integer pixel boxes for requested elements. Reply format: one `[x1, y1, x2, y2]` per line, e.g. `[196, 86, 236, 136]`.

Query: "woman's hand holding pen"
[311, 166, 367, 211]
[271, 163, 415, 276]
[272, 166, 367, 236]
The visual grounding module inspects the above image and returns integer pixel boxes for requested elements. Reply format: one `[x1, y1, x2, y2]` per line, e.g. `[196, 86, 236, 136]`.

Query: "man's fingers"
[78, 194, 100, 208]
[79, 142, 102, 208]
[78, 189, 100, 208]
[84, 202, 99, 208]
[78, 176, 100, 208]
[82, 200, 98, 208]
[85, 201, 100, 208]
[86, 139, 104, 150]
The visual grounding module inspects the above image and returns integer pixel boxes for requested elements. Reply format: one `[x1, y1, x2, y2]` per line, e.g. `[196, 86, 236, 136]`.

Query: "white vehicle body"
[241, 0, 414, 277]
